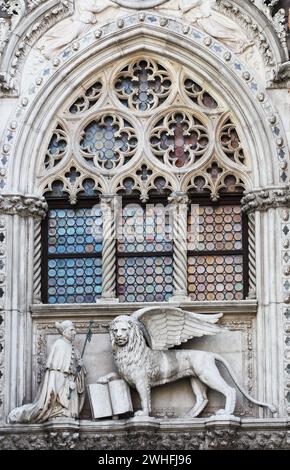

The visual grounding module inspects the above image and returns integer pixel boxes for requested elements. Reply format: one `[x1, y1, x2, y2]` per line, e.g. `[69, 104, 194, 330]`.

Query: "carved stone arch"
[5, 20, 288, 196]
[1, 0, 288, 95]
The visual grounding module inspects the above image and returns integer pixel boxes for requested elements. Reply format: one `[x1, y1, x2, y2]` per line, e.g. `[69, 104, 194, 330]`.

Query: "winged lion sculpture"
[98, 307, 276, 418]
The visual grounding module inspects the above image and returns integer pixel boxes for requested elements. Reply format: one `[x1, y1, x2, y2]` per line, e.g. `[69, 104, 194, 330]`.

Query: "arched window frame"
[39, 54, 251, 305]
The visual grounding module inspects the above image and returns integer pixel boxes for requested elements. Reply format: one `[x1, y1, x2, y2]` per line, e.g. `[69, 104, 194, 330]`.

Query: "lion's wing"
[132, 307, 223, 350]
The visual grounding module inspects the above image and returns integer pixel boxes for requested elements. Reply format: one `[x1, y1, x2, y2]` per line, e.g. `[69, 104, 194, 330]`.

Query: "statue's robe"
[8, 338, 85, 423]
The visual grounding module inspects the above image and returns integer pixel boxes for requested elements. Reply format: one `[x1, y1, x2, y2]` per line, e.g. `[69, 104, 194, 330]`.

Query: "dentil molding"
[0, 193, 48, 218]
[241, 186, 290, 213]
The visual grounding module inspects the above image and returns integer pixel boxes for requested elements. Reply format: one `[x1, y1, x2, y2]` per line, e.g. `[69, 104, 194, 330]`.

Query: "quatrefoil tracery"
[150, 111, 210, 169]
[41, 56, 249, 201]
[79, 114, 138, 171]
[114, 59, 172, 112]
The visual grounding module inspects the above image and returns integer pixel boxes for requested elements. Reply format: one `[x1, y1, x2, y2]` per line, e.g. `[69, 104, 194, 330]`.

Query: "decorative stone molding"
[260, 0, 287, 50]
[0, 216, 6, 421]
[0, 0, 73, 95]
[0, 194, 48, 218]
[215, 0, 287, 75]
[113, 0, 168, 7]
[282, 208, 290, 416]
[0, 1, 25, 58]
[241, 186, 290, 213]
[273, 61, 290, 86]
[0, 421, 289, 449]
[27, 0, 48, 11]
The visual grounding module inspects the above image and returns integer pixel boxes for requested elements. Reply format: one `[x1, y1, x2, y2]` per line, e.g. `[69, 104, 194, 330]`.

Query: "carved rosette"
[0, 194, 48, 218]
[169, 193, 189, 298]
[241, 187, 290, 214]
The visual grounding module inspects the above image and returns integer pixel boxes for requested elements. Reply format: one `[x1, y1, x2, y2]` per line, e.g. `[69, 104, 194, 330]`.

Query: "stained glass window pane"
[117, 203, 173, 302]
[48, 257, 102, 304]
[188, 254, 243, 301]
[188, 205, 242, 251]
[46, 205, 103, 304]
[187, 202, 245, 300]
[48, 207, 102, 255]
[117, 256, 173, 302]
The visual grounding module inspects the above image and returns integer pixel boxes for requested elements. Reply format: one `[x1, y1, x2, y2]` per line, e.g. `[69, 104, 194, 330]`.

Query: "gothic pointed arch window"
[39, 55, 250, 304]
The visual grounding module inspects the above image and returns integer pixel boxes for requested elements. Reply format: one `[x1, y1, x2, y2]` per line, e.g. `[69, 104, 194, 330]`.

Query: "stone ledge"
[30, 300, 258, 319]
[0, 418, 289, 450]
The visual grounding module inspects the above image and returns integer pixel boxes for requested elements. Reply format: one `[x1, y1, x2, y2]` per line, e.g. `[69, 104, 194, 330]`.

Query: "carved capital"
[168, 192, 189, 207]
[241, 186, 290, 213]
[100, 194, 120, 219]
[0, 194, 48, 218]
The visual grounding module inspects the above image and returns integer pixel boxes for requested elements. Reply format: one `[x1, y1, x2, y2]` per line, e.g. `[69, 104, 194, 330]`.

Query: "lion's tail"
[214, 354, 277, 414]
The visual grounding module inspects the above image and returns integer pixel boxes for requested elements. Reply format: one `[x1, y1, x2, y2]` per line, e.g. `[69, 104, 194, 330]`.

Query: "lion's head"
[110, 316, 133, 347]
[109, 315, 147, 371]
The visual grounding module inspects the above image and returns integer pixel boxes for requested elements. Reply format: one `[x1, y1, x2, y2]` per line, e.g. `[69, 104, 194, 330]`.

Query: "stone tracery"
[40, 56, 248, 201]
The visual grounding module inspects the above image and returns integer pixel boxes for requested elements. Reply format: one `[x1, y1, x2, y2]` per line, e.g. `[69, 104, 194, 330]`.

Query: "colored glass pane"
[187, 203, 245, 300]
[48, 257, 102, 304]
[188, 254, 243, 301]
[117, 203, 173, 302]
[117, 256, 173, 302]
[48, 207, 102, 255]
[47, 205, 102, 304]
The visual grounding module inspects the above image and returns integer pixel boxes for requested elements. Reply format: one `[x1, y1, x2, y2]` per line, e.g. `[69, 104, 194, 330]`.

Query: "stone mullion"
[247, 212, 256, 299]
[33, 219, 42, 304]
[169, 193, 190, 302]
[99, 195, 119, 303]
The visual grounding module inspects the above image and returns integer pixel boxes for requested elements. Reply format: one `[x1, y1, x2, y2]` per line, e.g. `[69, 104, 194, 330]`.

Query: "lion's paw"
[96, 376, 109, 384]
[215, 409, 234, 416]
[134, 410, 149, 417]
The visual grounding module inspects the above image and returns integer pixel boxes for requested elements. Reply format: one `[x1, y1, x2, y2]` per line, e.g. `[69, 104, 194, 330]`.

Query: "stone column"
[169, 192, 191, 302]
[98, 195, 119, 303]
[242, 186, 290, 417]
[0, 194, 47, 421]
[247, 212, 256, 299]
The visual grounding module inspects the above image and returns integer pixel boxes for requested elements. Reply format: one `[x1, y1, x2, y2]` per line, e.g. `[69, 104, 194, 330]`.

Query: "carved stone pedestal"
[0, 418, 289, 450]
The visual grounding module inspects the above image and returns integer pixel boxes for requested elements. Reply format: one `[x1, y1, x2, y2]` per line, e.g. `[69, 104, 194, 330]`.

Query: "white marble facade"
[0, 0, 290, 450]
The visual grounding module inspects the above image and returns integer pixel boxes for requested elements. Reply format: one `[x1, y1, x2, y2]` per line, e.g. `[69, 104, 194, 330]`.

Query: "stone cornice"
[241, 186, 290, 213]
[30, 300, 258, 319]
[0, 193, 48, 218]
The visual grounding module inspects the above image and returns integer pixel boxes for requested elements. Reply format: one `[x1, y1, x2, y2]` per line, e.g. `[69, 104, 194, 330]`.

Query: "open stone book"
[88, 379, 133, 419]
